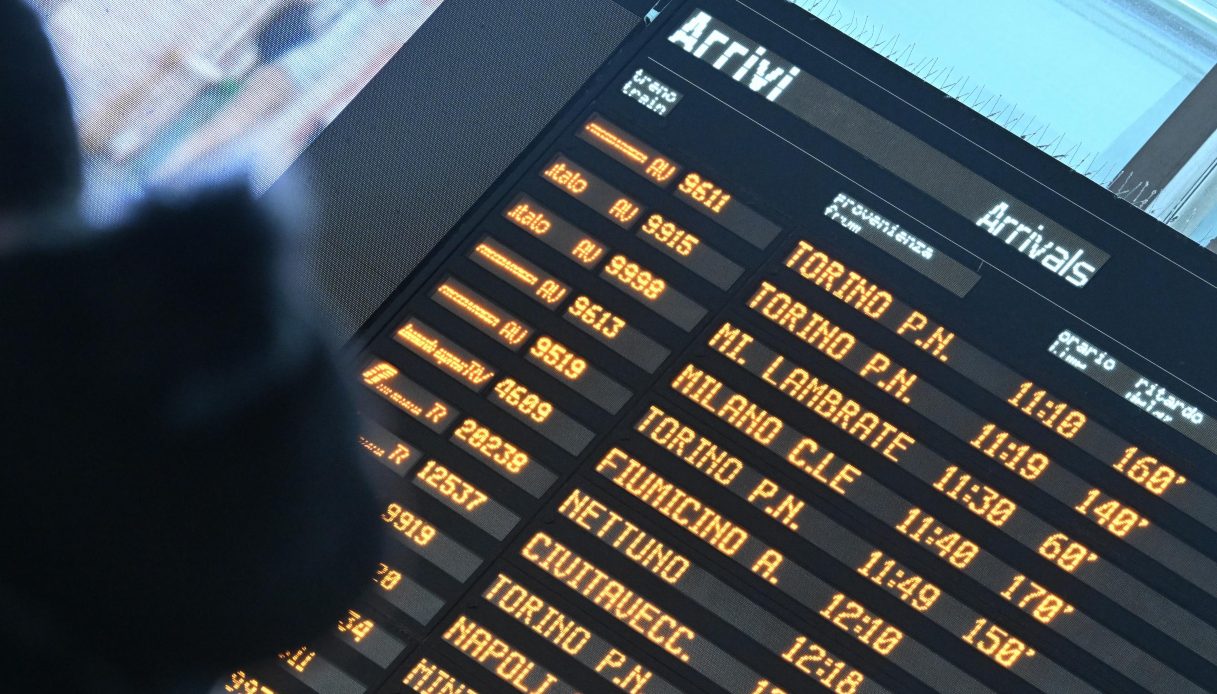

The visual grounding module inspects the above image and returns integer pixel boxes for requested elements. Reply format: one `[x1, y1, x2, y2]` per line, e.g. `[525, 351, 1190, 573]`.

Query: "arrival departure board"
[222, 2, 1217, 692]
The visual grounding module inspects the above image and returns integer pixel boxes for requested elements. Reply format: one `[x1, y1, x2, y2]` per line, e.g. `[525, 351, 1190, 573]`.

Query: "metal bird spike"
[859, 16, 873, 43]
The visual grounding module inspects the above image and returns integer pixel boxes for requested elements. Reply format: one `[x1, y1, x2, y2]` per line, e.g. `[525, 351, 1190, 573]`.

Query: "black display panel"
[224, 2, 1217, 692]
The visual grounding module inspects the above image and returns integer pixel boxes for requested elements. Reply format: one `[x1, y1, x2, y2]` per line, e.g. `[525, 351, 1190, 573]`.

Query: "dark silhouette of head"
[0, 0, 82, 217]
[0, 6, 379, 692]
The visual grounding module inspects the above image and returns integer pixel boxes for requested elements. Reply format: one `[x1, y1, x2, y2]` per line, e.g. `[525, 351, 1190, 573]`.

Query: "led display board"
[224, 2, 1217, 692]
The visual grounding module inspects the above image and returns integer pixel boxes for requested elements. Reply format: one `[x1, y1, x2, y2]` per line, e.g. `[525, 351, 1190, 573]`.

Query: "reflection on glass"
[31, 0, 444, 218]
[787, 0, 1217, 248]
